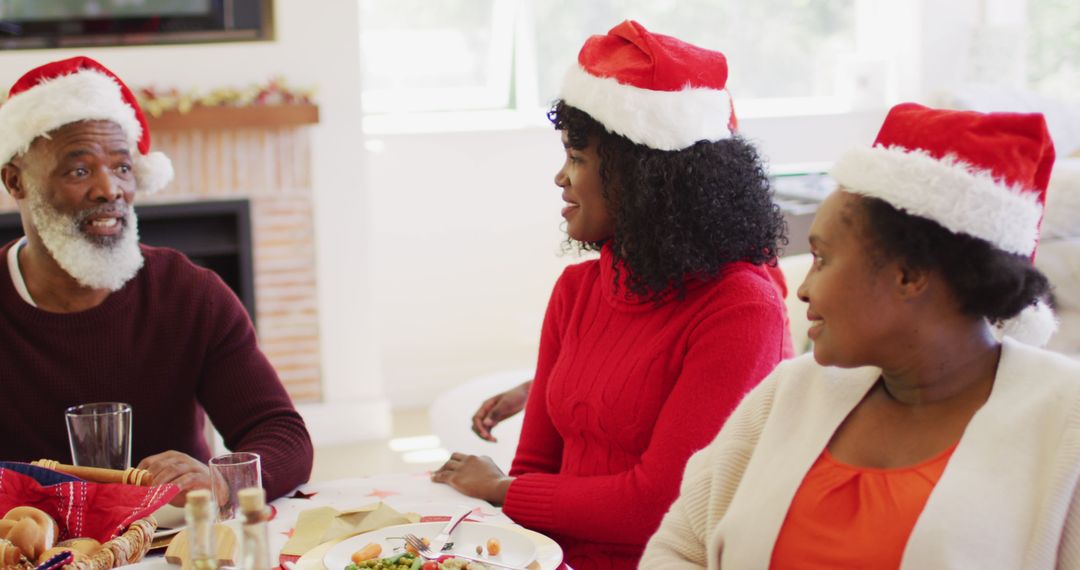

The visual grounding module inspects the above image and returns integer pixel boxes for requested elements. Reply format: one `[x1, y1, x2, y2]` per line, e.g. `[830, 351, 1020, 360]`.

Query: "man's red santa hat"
[0, 56, 172, 194]
[831, 102, 1058, 346]
[559, 20, 736, 151]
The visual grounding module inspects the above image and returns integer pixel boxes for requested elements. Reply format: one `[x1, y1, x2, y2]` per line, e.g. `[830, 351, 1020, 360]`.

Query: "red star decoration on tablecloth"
[365, 488, 399, 499]
[288, 489, 318, 500]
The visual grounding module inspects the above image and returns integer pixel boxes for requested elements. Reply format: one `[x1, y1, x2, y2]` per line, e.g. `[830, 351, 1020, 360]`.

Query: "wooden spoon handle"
[30, 460, 154, 486]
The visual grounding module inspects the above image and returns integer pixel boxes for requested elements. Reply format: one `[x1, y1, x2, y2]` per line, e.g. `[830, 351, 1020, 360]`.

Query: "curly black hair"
[855, 195, 1050, 323]
[548, 100, 787, 303]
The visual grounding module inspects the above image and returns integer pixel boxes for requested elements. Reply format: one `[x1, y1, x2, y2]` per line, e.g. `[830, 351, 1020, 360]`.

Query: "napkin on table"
[280, 502, 418, 556]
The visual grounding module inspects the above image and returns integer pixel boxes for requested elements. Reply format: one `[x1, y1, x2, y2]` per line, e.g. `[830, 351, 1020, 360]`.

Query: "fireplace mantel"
[146, 103, 319, 131]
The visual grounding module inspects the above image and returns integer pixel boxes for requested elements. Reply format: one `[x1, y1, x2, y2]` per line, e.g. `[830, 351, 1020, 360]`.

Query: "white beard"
[26, 186, 144, 292]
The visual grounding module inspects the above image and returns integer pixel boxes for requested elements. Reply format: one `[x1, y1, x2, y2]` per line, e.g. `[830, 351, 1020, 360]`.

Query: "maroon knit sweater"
[0, 241, 313, 500]
[503, 245, 791, 570]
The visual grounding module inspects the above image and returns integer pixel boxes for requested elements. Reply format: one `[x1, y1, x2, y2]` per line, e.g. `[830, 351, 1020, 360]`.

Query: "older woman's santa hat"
[832, 102, 1058, 346]
[0, 56, 172, 194]
[559, 20, 736, 151]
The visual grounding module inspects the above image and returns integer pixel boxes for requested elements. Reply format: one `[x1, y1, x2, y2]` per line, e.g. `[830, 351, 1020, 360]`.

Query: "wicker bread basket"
[1, 516, 156, 570]
[73, 516, 157, 570]
[1, 461, 171, 570]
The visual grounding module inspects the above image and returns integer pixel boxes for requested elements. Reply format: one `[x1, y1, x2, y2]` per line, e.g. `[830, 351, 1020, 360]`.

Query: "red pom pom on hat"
[0, 56, 172, 194]
[559, 20, 736, 151]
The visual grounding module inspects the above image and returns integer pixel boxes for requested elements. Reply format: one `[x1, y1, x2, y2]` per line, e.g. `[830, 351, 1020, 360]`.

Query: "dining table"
[127, 472, 569, 570]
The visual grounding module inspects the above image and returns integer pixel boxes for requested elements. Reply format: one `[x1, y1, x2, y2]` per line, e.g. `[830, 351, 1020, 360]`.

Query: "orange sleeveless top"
[769, 443, 957, 569]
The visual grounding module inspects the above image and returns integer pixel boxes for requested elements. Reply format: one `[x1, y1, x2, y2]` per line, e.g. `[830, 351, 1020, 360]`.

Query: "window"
[359, 0, 909, 116]
[1027, 0, 1080, 100]
[532, 0, 856, 102]
[359, 0, 515, 113]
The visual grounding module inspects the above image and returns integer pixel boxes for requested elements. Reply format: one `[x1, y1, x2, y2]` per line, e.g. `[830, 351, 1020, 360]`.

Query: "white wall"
[0, 0, 389, 443]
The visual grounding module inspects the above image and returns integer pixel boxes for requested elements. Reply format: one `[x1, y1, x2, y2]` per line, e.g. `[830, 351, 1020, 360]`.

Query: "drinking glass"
[209, 452, 262, 521]
[64, 402, 132, 470]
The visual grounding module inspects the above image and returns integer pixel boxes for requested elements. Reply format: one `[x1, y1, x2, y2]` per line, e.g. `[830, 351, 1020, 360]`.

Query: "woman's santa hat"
[831, 102, 1058, 346]
[0, 56, 172, 194]
[559, 20, 735, 151]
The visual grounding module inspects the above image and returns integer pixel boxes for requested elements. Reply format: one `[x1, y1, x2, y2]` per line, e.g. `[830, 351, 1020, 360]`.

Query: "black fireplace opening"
[0, 199, 256, 323]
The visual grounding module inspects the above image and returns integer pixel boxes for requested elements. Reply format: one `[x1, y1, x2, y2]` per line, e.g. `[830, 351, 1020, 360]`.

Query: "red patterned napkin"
[0, 464, 178, 542]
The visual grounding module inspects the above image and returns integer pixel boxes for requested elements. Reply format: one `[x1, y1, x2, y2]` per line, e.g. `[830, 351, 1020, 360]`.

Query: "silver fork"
[403, 533, 528, 570]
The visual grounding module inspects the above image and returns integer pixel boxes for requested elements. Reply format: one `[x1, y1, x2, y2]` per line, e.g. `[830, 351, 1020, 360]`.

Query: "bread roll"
[56, 537, 101, 556]
[37, 545, 90, 565]
[0, 538, 22, 566]
[7, 518, 43, 560]
[2, 506, 58, 560]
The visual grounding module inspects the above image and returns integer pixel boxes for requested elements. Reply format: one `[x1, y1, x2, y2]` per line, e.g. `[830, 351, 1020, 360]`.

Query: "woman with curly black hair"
[432, 21, 792, 569]
[644, 103, 1080, 568]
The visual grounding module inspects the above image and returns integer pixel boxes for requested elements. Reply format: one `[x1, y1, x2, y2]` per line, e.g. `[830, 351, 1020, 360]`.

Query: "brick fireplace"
[0, 106, 323, 403]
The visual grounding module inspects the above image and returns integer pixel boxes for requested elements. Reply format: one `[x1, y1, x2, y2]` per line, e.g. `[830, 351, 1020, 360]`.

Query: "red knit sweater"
[503, 246, 791, 570]
[0, 242, 313, 500]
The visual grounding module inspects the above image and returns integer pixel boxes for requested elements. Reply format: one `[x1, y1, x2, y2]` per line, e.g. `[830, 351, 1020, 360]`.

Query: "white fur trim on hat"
[560, 65, 733, 151]
[134, 151, 173, 194]
[1002, 299, 1058, 347]
[831, 146, 1044, 256]
[0, 69, 142, 165]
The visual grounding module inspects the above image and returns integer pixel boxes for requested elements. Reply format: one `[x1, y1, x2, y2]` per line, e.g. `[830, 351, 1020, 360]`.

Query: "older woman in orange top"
[641, 103, 1080, 569]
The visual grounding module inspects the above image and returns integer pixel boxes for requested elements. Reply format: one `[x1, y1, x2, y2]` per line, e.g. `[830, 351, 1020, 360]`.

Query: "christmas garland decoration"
[135, 77, 316, 117]
[0, 76, 316, 116]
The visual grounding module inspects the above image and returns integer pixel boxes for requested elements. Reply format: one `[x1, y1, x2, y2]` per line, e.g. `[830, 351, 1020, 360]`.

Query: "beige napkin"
[280, 502, 418, 556]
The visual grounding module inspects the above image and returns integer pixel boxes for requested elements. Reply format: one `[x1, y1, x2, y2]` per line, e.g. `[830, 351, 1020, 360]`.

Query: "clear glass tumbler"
[64, 402, 132, 470]
[209, 452, 262, 521]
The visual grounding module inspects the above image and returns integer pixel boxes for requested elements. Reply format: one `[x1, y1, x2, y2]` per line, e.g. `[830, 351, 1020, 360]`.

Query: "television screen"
[0, 0, 271, 49]
[0, 1, 213, 21]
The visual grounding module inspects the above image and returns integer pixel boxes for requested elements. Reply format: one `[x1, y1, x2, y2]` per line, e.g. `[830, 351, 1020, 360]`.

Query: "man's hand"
[470, 380, 532, 442]
[138, 450, 217, 507]
[431, 453, 513, 506]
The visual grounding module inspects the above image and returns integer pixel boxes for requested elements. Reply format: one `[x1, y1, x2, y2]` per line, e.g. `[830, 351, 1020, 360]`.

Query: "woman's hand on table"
[431, 452, 513, 506]
[471, 380, 532, 442]
[138, 450, 218, 507]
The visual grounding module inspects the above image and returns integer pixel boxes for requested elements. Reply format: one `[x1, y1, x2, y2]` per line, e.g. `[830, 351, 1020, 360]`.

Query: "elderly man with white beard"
[0, 57, 313, 504]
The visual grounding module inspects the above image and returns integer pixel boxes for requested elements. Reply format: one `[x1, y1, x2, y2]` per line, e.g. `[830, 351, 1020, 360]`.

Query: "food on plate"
[439, 558, 491, 569]
[351, 542, 383, 564]
[0, 506, 58, 561]
[345, 553, 495, 570]
[346, 552, 419, 569]
[485, 538, 500, 556]
[404, 536, 430, 556]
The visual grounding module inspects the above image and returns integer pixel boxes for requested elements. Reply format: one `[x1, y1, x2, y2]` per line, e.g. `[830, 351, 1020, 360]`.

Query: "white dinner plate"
[323, 522, 539, 569]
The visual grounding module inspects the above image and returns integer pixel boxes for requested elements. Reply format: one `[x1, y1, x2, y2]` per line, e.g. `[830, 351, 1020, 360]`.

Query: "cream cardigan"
[641, 338, 1080, 569]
